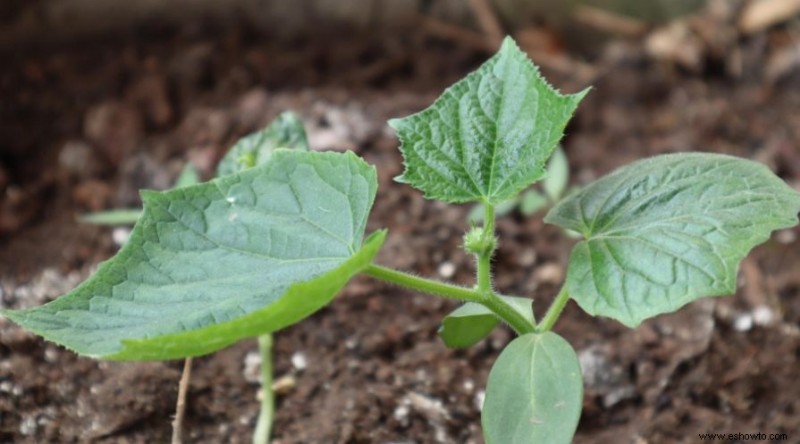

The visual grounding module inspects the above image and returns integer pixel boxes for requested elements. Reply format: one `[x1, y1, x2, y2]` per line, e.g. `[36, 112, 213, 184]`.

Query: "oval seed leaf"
[392, 37, 587, 205]
[216, 111, 310, 177]
[2, 150, 381, 360]
[439, 296, 533, 348]
[545, 152, 800, 327]
[482, 332, 582, 444]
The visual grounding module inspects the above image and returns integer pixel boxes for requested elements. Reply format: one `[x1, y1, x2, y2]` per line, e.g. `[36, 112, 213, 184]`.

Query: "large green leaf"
[439, 297, 532, 348]
[391, 37, 587, 205]
[216, 111, 310, 177]
[482, 332, 582, 444]
[2, 150, 381, 360]
[545, 152, 800, 327]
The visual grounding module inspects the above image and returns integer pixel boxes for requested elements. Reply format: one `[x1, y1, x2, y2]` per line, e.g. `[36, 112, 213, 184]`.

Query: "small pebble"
[243, 351, 261, 383]
[438, 261, 456, 279]
[533, 262, 564, 284]
[776, 229, 796, 244]
[733, 313, 753, 332]
[291, 351, 307, 371]
[393, 401, 410, 425]
[112, 227, 132, 246]
[752, 305, 775, 326]
[462, 379, 474, 393]
[518, 249, 537, 267]
[474, 390, 486, 412]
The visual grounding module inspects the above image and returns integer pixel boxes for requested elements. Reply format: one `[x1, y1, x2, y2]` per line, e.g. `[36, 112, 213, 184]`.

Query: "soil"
[2, 18, 800, 444]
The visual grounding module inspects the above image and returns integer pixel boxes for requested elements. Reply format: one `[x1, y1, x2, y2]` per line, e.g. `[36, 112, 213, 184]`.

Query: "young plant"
[80, 111, 311, 443]
[3, 38, 800, 443]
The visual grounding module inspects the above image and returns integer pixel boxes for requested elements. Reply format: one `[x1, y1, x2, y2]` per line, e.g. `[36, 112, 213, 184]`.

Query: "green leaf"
[2, 150, 381, 360]
[519, 190, 548, 215]
[469, 199, 519, 223]
[543, 147, 568, 201]
[216, 111, 310, 177]
[439, 297, 532, 348]
[174, 163, 201, 188]
[545, 152, 800, 327]
[79, 209, 143, 226]
[482, 332, 582, 444]
[392, 37, 587, 205]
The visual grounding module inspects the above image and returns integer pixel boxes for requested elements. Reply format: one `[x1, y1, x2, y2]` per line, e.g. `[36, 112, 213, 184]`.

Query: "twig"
[468, 0, 504, 46]
[574, 5, 648, 37]
[172, 357, 193, 444]
[416, 15, 496, 53]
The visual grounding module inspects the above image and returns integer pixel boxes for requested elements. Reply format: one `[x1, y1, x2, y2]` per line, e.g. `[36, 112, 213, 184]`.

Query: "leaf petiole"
[538, 285, 570, 332]
[363, 264, 535, 335]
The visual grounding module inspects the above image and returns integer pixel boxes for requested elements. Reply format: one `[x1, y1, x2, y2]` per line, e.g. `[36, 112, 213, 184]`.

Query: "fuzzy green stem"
[364, 264, 535, 335]
[364, 264, 481, 302]
[538, 285, 570, 332]
[477, 204, 495, 293]
[253, 334, 274, 444]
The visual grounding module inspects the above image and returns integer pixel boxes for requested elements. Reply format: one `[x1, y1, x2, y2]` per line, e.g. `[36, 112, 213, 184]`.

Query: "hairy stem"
[364, 264, 482, 302]
[538, 285, 570, 332]
[364, 264, 535, 334]
[476, 204, 495, 293]
[253, 334, 274, 444]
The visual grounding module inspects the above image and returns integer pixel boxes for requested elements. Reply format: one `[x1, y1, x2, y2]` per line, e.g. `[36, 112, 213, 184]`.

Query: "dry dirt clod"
[58, 140, 107, 180]
[235, 88, 271, 131]
[83, 101, 144, 165]
[739, 0, 800, 35]
[126, 70, 174, 128]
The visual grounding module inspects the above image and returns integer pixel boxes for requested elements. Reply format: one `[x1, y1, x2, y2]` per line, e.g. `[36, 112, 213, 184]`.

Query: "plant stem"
[474, 203, 535, 333]
[364, 264, 535, 334]
[171, 357, 193, 444]
[476, 204, 495, 293]
[253, 334, 274, 444]
[538, 285, 570, 332]
[364, 264, 482, 303]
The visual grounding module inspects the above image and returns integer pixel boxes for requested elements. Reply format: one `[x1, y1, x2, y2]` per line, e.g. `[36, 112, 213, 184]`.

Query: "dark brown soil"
[2, 20, 800, 444]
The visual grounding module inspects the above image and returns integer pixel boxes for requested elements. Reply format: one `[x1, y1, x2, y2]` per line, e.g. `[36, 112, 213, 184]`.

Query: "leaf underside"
[392, 37, 588, 205]
[2, 150, 380, 360]
[545, 152, 800, 327]
[482, 332, 582, 444]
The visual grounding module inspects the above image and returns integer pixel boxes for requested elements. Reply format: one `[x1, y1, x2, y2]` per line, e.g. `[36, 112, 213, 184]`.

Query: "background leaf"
[173, 163, 201, 188]
[439, 297, 532, 348]
[2, 150, 379, 359]
[545, 152, 800, 327]
[542, 147, 569, 201]
[392, 37, 587, 205]
[216, 111, 310, 177]
[519, 190, 548, 215]
[482, 332, 582, 444]
[79, 208, 143, 225]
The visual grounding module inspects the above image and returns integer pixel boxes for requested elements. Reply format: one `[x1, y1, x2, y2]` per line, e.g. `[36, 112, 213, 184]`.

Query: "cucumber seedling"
[4, 38, 800, 443]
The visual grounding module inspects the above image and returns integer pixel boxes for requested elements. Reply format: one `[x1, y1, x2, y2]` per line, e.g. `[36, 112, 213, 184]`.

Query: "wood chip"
[739, 0, 800, 35]
[574, 5, 648, 38]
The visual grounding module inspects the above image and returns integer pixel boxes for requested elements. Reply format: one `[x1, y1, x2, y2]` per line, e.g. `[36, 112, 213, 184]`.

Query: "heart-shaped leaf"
[439, 297, 533, 348]
[392, 37, 587, 205]
[482, 332, 583, 444]
[2, 150, 381, 360]
[545, 152, 800, 327]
